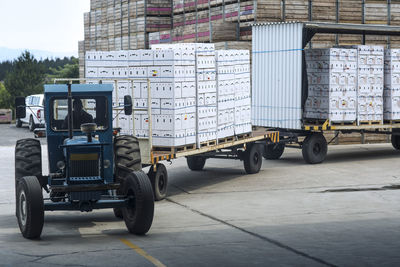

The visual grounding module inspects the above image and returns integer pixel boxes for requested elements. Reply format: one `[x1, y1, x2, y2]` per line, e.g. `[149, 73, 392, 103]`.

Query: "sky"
[0, 0, 90, 59]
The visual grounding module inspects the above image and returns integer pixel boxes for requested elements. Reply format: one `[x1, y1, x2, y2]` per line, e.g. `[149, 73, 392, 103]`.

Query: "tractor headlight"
[57, 161, 65, 170]
[104, 160, 111, 169]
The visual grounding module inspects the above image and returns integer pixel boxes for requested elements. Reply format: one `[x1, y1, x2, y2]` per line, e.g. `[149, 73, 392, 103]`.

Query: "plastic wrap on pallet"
[384, 49, 400, 121]
[304, 48, 358, 123]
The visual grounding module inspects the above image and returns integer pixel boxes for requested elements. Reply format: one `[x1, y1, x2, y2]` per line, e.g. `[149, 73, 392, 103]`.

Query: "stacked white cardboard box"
[85, 49, 197, 147]
[384, 49, 400, 121]
[85, 50, 132, 131]
[85, 44, 252, 147]
[216, 50, 251, 138]
[353, 45, 384, 123]
[151, 43, 218, 145]
[304, 48, 358, 122]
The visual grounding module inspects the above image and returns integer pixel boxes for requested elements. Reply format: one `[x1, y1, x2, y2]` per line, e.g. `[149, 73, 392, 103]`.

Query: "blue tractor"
[14, 84, 154, 239]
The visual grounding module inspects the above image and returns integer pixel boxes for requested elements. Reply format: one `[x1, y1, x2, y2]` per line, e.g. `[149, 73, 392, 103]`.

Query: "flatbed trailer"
[54, 78, 279, 200]
[251, 22, 400, 164]
[139, 127, 279, 199]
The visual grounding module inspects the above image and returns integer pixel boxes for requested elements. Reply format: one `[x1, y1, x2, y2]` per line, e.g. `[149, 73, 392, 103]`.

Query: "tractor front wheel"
[122, 171, 154, 235]
[16, 176, 44, 239]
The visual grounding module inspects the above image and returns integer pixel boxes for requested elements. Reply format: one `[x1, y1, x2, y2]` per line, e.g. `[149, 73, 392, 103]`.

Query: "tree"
[46, 57, 79, 81]
[0, 60, 13, 81]
[0, 82, 11, 109]
[4, 51, 45, 107]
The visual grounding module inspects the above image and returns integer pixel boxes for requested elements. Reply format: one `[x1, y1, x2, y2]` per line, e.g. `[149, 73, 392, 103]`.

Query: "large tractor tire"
[244, 143, 263, 174]
[15, 139, 42, 214]
[263, 143, 285, 160]
[148, 163, 168, 201]
[122, 171, 154, 235]
[15, 139, 42, 185]
[113, 135, 142, 219]
[16, 176, 44, 239]
[302, 133, 328, 164]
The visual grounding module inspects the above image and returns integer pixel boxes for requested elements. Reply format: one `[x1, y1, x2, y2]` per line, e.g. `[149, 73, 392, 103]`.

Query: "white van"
[16, 94, 45, 131]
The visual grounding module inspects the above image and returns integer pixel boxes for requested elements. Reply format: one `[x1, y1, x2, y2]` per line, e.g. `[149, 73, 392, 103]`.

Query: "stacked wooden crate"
[82, 0, 400, 78]
[84, 0, 172, 53]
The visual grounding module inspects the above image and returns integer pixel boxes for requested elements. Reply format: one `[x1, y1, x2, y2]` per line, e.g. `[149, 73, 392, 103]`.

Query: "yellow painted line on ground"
[120, 239, 166, 267]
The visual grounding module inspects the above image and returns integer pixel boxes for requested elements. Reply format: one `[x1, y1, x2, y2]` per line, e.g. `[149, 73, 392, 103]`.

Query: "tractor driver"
[62, 98, 93, 129]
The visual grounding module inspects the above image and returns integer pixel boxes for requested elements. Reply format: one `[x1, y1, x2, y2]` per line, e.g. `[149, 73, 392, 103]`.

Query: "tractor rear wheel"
[113, 135, 142, 219]
[16, 176, 44, 239]
[122, 171, 154, 235]
[15, 139, 42, 214]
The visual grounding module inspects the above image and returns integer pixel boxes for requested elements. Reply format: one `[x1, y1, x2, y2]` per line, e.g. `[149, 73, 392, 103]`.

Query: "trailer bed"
[302, 120, 400, 131]
[148, 130, 279, 165]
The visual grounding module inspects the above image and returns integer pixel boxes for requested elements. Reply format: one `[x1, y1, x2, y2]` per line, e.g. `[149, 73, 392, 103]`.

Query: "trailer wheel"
[148, 163, 168, 201]
[263, 143, 285, 160]
[16, 176, 44, 239]
[244, 143, 263, 174]
[392, 134, 400, 150]
[122, 171, 154, 235]
[302, 133, 327, 164]
[186, 156, 206, 171]
[113, 135, 142, 219]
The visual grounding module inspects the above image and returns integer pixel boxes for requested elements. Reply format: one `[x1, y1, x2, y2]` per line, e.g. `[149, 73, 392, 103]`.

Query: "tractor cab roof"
[44, 84, 113, 94]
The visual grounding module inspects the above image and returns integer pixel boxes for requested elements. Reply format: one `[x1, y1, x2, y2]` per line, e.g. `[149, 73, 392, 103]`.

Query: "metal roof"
[44, 84, 113, 93]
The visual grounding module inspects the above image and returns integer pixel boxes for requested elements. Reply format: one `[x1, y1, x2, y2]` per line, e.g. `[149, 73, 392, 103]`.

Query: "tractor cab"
[44, 84, 114, 188]
[14, 83, 154, 240]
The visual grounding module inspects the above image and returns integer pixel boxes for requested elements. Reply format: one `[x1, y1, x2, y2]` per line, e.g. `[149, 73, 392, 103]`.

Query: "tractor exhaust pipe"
[67, 84, 73, 139]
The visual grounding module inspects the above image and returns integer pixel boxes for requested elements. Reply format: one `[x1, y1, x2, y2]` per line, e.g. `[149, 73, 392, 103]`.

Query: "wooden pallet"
[199, 139, 217, 148]
[359, 120, 383, 126]
[331, 121, 357, 126]
[217, 133, 251, 144]
[384, 120, 400, 125]
[304, 119, 327, 125]
[153, 143, 196, 154]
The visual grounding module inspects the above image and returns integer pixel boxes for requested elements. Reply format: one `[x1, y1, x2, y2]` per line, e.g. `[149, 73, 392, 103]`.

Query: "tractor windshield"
[50, 96, 108, 131]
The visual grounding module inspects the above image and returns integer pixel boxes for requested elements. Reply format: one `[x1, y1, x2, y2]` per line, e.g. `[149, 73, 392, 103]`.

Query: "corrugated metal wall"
[252, 22, 304, 130]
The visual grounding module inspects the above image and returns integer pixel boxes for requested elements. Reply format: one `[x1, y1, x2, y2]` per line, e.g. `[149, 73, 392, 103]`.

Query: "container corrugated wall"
[252, 22, 304, 130]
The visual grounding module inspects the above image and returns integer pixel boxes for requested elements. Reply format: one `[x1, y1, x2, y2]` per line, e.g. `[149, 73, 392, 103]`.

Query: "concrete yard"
[0, 123, 400, 266]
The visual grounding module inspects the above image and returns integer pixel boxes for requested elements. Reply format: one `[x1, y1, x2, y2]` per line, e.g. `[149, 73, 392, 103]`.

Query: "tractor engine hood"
[63, 137, 103, 182]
